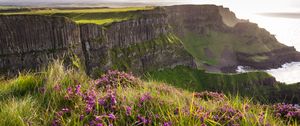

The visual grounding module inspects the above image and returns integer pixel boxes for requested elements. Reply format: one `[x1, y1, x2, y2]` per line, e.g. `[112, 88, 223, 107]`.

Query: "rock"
[1, 5, 300, 76]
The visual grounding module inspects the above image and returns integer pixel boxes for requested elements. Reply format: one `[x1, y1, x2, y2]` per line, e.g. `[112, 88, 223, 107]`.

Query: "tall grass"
[0, 60, 298, 125]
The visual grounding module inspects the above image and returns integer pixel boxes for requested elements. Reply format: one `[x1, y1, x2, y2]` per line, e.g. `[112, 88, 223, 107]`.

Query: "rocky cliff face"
[0, 15, 83, 75]
[1, 5, 299, 76]
[80, 9, 196, 76]
[0, 9, 196, 76]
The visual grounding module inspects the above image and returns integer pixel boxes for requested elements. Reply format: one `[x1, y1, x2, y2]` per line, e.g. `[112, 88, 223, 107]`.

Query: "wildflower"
[163, 122, 172, 126]
[95, 70, 138, 89]
[139, 93, 152, 104]
[75, 84, 81, 95]
[108, 113, 116, 120]
[212, 105, 243, 125]
[194, 91, 225, 101]
[125, 106, 132, 116]
[80, 115, 84, 121]
[67, 87, 73, 95]
[96, 123, 103, 126]
[98, 98, 106, 106]
[137, 115, 150, 124]
[273, 103, 300, 119]
[53, 84, 61, 91]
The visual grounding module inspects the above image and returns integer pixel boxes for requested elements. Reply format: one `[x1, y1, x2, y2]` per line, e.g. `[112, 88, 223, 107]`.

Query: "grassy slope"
[181, 31, 285, 66]
[0, 7, 153, 25]
[0, 61, 298, 125]
[145, 66, 300, 103]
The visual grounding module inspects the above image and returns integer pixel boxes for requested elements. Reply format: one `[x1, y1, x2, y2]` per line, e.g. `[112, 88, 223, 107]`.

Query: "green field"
[0, 7, 154, 25]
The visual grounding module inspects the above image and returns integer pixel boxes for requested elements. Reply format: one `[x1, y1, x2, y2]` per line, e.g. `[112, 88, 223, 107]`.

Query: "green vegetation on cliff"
[0, 7, 154, 25]
[181, 31, 285, 66]
[109, 33, 189, 73]
[0, 61, 298, 125]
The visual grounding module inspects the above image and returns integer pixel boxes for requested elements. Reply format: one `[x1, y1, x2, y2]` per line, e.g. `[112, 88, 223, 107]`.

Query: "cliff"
[0, 15, 83, 75]
[0, 5, 300, 76]
[80, 9, 196, 76]
[0, 8, 196, 76]
[164, 5, 300, 72]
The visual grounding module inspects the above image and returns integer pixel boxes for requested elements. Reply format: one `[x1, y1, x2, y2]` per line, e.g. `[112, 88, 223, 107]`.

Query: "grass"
[0, 61, 298, 125]
[0, 7, 154, 25]
[145, 66, 300, 103]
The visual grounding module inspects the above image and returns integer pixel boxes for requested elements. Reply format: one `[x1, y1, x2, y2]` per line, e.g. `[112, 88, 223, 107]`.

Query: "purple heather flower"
[98, 98, 106, 106]
[125, 106, 132, 116]
[85, 104, 94, 114]
[137, 115, 150, 124]
[139, 93, 152, 104]
[96, 123, 103, 126]
[53, 84, 61, 91]
[110, 94, 117, 105]
[80, 115, 84, 121]
[95, 116, 102, 121]
[75, 84, 81, 95]
[108, 113, 116, 120]
[163, 122, 172, 126]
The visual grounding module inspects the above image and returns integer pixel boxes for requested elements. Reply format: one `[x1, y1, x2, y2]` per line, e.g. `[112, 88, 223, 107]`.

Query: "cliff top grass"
[0, 61, 298, 125]
[0, 7, 154, 25]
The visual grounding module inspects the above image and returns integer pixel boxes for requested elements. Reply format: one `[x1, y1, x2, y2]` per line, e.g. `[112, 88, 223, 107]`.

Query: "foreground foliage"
[0, 62, 299, 125]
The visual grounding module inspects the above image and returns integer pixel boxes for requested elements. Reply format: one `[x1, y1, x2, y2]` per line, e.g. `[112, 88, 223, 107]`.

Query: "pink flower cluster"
[273, 103, 300, 120]
[95, 70, 138, 89]
[194, 91, 226, 101]
[212, 105, 243, 125]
